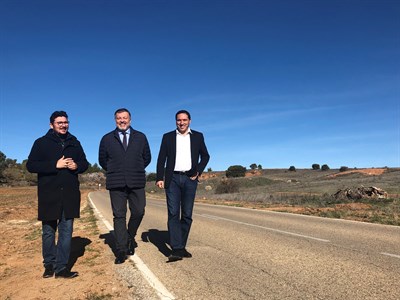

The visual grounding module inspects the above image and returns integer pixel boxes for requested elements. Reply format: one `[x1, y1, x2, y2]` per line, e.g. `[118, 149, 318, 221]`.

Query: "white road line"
[381, 252, 400, 259]
[88, 193, 175, 300]
[198, 213, 330, 243]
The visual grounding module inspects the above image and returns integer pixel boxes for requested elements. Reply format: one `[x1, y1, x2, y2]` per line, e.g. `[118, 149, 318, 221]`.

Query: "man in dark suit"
[99, 108, 151, 264]
[156, 110, 210, 262]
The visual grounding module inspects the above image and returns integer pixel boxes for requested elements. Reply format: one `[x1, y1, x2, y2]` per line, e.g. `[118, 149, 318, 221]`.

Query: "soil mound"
[333, 186, 388, 200]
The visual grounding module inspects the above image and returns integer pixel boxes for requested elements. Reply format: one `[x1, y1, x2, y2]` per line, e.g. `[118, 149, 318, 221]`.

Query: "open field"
[147, 167, 400, 225]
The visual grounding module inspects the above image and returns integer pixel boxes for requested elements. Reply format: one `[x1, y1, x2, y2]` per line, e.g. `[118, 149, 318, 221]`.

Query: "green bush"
[226, 165, 246, 178]
[249, 163, 257, 170]
[215, 179, 239, 194]
[339, 166, 349, 172]
[146, 172, 157, 182]
[312, 164, 320, 170]
[289, 166, 296, 172]
[321, 164, 330, 171]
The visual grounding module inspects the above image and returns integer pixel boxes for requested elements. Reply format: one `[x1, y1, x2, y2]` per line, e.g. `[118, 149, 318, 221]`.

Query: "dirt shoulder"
[0, 187, 155, 300]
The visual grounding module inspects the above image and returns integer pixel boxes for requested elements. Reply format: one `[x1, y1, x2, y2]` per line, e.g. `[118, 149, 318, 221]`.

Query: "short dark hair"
[175, 110, 191, 120]
[50, 111, 68, 123]
[114, 108, 131, 118]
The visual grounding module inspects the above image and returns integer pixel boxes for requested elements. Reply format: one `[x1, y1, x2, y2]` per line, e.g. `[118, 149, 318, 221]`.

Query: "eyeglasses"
[55, 121, 69, 125]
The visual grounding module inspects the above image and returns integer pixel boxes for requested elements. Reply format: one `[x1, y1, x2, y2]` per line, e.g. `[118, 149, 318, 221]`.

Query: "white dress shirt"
[118, 128, 130, 144]
[174, 129, 192, 171]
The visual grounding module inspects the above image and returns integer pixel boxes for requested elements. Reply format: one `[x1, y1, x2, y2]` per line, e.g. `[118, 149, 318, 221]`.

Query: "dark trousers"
[165, 173, 198, 250]
[109, 187, 146, 253]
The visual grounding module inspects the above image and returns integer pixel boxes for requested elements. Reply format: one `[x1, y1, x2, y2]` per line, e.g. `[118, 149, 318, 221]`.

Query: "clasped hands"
[57, 155, 77, 170]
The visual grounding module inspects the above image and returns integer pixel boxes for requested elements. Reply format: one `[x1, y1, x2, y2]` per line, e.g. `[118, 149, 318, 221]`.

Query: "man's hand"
[56, 156, 77, 170]
[190, 172, 199, 181]
[156, 180, 164, 189]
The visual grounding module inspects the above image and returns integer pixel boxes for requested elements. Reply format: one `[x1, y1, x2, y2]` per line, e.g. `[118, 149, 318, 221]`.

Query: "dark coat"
[98, 127, 151, 190]
[26, 130, 89, 221]
[156, 129, 210, 189]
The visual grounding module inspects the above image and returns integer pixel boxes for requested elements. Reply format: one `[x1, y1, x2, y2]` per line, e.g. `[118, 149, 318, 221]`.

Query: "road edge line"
[88, 192, 175, 300]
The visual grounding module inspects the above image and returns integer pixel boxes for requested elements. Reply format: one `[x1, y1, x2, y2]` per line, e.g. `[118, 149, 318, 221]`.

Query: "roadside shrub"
[321, 164, 330, 171]
[339, 166, 349, 172]
[84, 162, 103, 174]
[289, 166, 296, 172]
[215, 179, 239, 194]
[226, 165, 246, 178]
[146, 172, 157, 182]
[312, 164, 320, 170]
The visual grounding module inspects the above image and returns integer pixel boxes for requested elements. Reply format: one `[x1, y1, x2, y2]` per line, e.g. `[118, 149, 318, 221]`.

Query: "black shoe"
[167, 250, 183, 262]
[43, 265, 54, 278]
[115, 251, 127, 264]
[180, 248, 192, 258]
[127, 239, 137, 255]
[55, 268, 78, 279]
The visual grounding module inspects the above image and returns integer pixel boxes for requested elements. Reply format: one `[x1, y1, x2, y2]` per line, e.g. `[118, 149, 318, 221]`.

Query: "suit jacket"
[99, 127, 151, 189]
[156, 129, 210, 189]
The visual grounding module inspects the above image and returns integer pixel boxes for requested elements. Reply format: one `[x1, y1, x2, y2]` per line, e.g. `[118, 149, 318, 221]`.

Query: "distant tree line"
[312, 164, 330, 171]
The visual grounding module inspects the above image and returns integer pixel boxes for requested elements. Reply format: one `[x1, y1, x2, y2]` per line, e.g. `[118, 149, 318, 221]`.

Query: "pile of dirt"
[245, 170, 262, 177]
[333, 186, 388, 200]
[327, 168, 387, 178]
[200, 172, 218, 180]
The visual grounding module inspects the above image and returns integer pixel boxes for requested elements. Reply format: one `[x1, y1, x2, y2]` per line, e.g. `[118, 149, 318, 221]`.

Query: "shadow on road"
[99, 231, 118, 255]
[67, 236, 92, 269]
[141, 229, 170, 257]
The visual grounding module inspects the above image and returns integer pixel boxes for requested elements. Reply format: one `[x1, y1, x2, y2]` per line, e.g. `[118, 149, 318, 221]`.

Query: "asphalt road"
[89, 191, 400, 300]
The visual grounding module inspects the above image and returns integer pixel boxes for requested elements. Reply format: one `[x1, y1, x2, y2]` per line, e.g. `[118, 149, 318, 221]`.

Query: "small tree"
[312, 164, 320, 170]
[288, 166, 296, 172]
[85, 162, 103, 174]
[257, 164, 262, 170]
[249, 163, 257, 170]
[321, 164, 330, 171]
[226, 165, 246, 178]
[339, 166, 349, 172]
[207, 167, 212, 172]
[146, 172, 157, 182]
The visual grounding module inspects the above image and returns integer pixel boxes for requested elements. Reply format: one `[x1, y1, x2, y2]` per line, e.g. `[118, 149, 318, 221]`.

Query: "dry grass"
[147, 168, 400, 225]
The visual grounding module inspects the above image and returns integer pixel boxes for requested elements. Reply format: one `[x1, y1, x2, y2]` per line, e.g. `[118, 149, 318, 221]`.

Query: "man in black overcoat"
[27, 111, 88, 278]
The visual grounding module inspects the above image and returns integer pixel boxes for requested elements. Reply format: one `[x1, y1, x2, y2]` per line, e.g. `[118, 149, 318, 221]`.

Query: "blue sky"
[1, 0, 399, 172]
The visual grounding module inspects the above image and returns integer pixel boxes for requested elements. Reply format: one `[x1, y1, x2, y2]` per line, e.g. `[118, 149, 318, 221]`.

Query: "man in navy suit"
[99, 108, 151, 264]
[156, 110, 210, 262]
